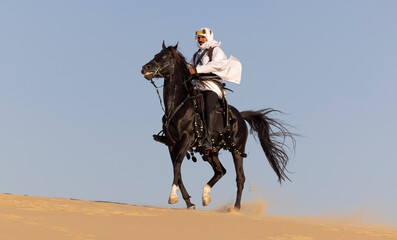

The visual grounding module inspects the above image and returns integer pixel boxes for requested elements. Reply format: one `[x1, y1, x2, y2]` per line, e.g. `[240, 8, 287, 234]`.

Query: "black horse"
[141, 42, 295, 210]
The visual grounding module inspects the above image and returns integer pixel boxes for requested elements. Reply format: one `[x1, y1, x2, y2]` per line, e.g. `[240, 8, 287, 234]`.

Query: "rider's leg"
[202, 90, 218, 150]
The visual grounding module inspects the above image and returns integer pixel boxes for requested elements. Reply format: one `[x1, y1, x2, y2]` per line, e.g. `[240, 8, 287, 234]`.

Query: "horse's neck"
[163, 75, 189, 114]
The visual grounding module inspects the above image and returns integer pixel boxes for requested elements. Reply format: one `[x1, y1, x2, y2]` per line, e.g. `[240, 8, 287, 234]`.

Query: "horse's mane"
[168, 46, 191, 80]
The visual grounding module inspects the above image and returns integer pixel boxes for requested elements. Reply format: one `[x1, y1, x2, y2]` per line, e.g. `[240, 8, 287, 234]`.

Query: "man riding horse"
[154, 27, 242, 151]
[142, 36, 294, 210]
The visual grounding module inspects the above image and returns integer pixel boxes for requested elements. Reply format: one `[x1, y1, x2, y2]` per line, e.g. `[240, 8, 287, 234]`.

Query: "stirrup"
[153, 131, 167, 145]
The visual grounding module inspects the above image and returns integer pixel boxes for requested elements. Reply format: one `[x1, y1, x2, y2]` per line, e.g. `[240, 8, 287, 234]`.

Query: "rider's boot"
[153, 116, 168, 145]
[153, 134, 167, 145]
[153, 129, 168, 145]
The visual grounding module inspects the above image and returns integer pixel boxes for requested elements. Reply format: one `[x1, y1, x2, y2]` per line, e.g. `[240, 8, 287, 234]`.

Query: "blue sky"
[1, 0, 396, 225]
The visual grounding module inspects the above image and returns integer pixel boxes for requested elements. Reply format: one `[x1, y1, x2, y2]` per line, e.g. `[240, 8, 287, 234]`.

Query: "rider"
[154, 27, 242, 151]
[188, 27, 241, 151]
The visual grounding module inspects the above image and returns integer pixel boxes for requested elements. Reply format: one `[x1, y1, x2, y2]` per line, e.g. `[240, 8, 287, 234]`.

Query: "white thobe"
[190, 47, 242, 98]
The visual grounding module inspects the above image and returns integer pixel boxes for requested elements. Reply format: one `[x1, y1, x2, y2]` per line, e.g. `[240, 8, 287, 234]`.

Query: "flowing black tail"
[241, 109, 296, 183]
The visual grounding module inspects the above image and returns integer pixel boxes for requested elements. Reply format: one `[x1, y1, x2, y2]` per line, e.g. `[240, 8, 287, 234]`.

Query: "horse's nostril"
[145, 66, 150, 69]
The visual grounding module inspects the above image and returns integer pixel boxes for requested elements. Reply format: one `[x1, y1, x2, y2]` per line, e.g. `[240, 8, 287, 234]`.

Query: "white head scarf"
[195, 27, 221, 50]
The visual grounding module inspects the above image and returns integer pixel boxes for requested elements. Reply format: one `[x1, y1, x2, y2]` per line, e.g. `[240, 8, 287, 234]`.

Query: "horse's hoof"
[188, 204, 196, 210]
[202, 195, 211, 206]
[227, 207, 240, 214]
[168, 195, 178, 204]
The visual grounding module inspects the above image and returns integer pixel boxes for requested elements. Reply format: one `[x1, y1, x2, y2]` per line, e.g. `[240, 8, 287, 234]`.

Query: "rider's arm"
[196, 47, 228, 74]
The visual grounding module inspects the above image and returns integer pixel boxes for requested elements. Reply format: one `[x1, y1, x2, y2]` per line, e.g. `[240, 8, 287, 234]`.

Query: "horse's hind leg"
[202, 153, 226, 206]
[232, 152, 245, 210]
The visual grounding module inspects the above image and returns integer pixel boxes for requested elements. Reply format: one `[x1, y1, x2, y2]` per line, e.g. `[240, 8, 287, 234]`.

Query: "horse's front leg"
[168, 135, 195, 209]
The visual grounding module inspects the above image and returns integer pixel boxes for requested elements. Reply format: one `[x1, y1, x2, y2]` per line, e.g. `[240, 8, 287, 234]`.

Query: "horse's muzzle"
[141, 64, 154, 80]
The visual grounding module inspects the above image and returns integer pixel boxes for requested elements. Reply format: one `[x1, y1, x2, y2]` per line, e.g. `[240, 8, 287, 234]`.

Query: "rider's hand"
[188, 67, 197, 75]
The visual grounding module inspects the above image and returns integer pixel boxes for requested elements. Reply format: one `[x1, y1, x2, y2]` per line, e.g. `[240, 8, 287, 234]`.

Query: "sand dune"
[1, 193, 396, 240]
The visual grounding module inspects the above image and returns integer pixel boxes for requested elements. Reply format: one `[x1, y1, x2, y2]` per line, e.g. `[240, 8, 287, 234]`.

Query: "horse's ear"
[162, 40, 166, 50]
[174, 42, 179, 50]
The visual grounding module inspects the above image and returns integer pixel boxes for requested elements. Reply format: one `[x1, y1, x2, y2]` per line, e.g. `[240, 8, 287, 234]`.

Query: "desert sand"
[1, 193, 396, 240]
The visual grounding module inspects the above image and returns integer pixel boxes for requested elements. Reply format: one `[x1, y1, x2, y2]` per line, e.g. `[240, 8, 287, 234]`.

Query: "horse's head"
[141, 41, 182, 81]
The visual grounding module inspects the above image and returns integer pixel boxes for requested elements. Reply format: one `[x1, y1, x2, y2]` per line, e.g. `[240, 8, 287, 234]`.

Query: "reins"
[166, 78, 201, 126]
[150, 78, 165, 113]
[150, 75, 199, 119]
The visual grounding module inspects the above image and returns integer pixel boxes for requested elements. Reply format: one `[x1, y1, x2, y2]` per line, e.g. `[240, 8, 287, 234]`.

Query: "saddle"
[193, 87, 229, 133]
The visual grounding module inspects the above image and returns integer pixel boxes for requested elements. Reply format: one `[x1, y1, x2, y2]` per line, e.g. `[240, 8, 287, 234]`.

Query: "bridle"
[150, 59, 173, 80]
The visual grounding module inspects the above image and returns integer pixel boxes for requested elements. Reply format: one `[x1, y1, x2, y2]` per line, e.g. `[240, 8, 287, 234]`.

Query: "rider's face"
[197, 35, 208, 45]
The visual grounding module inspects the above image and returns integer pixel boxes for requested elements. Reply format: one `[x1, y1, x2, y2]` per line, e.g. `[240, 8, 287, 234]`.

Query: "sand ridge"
[1, 193, 396, 240]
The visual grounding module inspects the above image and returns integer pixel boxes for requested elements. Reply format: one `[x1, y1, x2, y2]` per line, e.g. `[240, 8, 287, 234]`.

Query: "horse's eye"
[162, 55, 167, 59]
